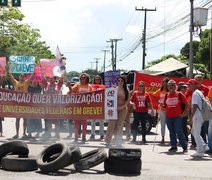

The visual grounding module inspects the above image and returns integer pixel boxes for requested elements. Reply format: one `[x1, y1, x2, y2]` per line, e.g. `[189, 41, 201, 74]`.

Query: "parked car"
[132, 112, 159, 134]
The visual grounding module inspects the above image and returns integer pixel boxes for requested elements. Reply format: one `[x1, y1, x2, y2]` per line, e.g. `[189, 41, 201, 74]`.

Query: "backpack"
[196, 91, 212, 121]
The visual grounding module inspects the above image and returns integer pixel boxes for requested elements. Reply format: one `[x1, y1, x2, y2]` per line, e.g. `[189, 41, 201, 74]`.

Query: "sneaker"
[168, 147, 178, 152]
[126, 135, 131, 141]
[205, 150, 212, 155]
[191, 152, 204, 157]
[183, 147, 188, 153]
[160, 138, 165, 144]
[204, 146, 209, 153]
[12, 135, 19, 139]
[100, 135, 105, 140]
[89, 134, 95, 140]
[82, 137, 86, 143]
[142, 139, 147, 144]
[130, 139, 136, 144]
[190, 144, 196, 149]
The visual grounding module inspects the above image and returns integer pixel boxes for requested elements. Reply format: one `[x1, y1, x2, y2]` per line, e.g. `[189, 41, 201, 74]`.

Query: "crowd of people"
[0, 70, 212, 157]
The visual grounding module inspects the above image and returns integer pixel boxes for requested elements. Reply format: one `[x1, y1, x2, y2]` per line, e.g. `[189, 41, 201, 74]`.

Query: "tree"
[180, 40, 200, 62]
[195, 29, 211, 68]
[0, 6, 54, 64]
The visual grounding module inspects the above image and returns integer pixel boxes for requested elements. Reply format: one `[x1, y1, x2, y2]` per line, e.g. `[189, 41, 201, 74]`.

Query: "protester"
[152, 77, 169, 144]
[26, 80, 43, 138]
[186, 74, 209, 148]
[187, 79, 209, 157]
[177, 82, 189, 143]
[130, 81, 154, 144]
[89, 75, 105, 140]
[194, 74, 209, 144]
[8, 70, 34, 139]
[164, 80, 188, 153]
[66, 81, 75, 138]
[72, 73, 92, 143]
[105, 75, 130, 147]
[41, 69, 64, 139]
[205, 87, 212, 154]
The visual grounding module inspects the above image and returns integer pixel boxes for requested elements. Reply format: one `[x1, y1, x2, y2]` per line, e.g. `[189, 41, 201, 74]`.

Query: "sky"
[19, 0, 211, 73]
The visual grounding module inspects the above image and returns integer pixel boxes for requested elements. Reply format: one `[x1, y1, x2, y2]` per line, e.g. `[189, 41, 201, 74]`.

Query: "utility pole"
[107, 38, 122, 71]
[101, 49, 109, 72]
[189, 0, 194, 78]
[89, 61, 94, 69]
[135, 7, 156, 70]
[94, 58, 100, 72]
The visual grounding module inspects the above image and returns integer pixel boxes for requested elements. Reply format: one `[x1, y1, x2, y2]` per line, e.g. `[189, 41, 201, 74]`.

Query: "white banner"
[104, 87, 117, 120]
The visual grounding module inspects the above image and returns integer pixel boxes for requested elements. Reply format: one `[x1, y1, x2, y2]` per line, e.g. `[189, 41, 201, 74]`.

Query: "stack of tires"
[104, 148, 142, 175]
[0, 140, 38, 171]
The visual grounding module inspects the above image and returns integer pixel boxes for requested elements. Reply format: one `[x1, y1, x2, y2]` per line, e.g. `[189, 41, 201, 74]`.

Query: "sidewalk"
[0, 117, 212, 180]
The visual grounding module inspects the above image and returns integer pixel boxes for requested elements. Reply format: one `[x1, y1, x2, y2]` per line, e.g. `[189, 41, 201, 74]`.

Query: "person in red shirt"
[130, 81, 154, 144]
[164, 80, 188, 153]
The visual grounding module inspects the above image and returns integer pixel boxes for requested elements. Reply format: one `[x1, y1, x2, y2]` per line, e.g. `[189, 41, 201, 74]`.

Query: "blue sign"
[9, 56, 35, 74]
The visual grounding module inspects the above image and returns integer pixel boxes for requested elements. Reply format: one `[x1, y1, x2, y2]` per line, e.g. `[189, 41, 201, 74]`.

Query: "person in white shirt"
[188, 79, 209, 157]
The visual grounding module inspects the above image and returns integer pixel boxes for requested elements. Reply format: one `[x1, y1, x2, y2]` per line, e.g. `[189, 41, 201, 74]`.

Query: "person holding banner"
[41, 72, 64, 139]
[89, 75, 105, 140]
[8, 71, 34, 139]
[130, 81, 154, 144]
[105, 75, 130, 147]
[26, 80, 43, 138]
[72, 73, 92, 143]
[152, 77, 169, 144]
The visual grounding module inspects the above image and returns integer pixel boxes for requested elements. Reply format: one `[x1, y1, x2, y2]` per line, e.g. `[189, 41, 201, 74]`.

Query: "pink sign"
[0, 57, 6, 76]
[40, 59, 65, 77]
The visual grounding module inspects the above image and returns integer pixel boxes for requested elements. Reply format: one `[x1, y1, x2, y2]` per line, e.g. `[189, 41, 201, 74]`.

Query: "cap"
[187, 79, 198, 85]
[167, 79, 176, 85]
[178, 82, 187, 88]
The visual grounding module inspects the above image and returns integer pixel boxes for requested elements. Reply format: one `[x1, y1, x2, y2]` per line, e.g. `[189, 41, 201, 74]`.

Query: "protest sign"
[9, 56, 35, 74]
[104, 70, 120, 88]
[40, 59, 65, 77]
[0, 57, 6, 76]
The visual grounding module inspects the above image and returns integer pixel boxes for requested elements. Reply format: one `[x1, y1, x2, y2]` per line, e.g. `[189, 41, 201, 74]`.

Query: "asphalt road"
[0, 118, 212, 180]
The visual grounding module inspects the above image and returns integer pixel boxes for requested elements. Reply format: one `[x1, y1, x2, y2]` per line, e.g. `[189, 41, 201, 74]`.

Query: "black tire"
[74, 148, 107, 171]
[69, 146, 82, 164]
[36, 142, 72, 173]
[137, 114, 153, 134]
[0, 140, 29, 164]
[43, 146, 82, 165]
[1, 155, 38, 171]
[104, 157, 141, 175]
[109, 148, 142, 159]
